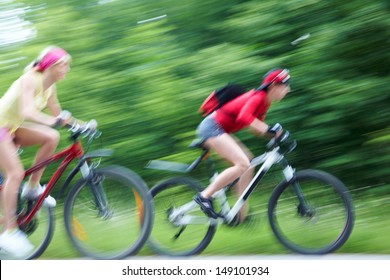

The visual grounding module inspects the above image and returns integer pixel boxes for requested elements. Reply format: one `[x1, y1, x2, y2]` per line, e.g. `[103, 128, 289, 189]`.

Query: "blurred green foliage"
[1, 0, 389, 193]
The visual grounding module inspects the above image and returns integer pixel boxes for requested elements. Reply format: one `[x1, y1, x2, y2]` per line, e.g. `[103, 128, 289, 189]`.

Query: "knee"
[235, 160, 251, 174]
[45, 129, 60, 147]
[7, 167, 25, 185]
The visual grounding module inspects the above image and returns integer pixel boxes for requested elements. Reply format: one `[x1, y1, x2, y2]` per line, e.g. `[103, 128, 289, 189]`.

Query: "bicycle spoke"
[64, 167, 152, 259]
[149, 177, 216, 256]
[269, 170, 354, 254]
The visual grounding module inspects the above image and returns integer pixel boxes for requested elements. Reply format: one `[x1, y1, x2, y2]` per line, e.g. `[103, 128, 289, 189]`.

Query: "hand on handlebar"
[58, 110, 72, 123]
[266, 129, 292, 151]
[53, 110, 72, 128]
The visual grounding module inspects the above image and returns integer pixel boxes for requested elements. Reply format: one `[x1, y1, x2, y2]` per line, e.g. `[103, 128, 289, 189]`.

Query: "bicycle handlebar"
[266, 130, 297, 154]
[65, 119, 101, 142]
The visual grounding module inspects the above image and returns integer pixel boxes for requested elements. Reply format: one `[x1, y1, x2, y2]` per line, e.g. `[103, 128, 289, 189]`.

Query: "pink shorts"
[0, 127, 10, 142]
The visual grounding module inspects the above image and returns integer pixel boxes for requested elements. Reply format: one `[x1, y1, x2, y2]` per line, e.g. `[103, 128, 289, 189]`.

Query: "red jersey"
[214, 89, 270, 133]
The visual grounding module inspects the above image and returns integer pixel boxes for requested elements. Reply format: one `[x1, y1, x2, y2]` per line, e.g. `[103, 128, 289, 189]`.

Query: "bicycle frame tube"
[171, 149, 284, 225]
[56, 148, 113, 199]
[225, 149, 282, 222]
[18, 141, 83, 227]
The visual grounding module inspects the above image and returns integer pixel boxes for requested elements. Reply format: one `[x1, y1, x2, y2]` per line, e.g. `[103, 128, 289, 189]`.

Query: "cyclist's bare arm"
[20, 74, 58, 126]
[46, 90, 81, 126]
[249, 118, 269, 135]
[249, 118, 282, 136]
[43, 85, 86, 128]
[46, 87, 62, 117]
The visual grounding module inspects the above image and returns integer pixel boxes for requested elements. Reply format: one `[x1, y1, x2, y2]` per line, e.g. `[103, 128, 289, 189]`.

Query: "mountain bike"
[0, 122, 153, 260]
[146, 131, 354, 256]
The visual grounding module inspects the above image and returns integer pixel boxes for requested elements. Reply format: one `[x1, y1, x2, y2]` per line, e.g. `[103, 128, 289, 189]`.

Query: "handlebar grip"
[265, 130, 291, 151]
[58, 110, 72, 121]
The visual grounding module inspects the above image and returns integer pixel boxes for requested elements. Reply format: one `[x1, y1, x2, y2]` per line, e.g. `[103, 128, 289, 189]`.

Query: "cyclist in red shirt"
[194, 68, 291, 223]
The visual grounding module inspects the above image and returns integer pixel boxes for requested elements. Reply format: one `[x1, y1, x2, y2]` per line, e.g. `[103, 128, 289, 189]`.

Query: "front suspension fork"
[280, 159, 313, 217]
[88, 171, 112, 219]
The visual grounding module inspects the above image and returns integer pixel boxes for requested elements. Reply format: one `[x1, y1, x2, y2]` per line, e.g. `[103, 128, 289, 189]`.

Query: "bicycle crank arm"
[173, 226, 186, 240]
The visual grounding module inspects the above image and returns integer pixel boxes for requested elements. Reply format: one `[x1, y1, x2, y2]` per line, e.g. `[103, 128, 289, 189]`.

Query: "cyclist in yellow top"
[0, 46, 75, 258]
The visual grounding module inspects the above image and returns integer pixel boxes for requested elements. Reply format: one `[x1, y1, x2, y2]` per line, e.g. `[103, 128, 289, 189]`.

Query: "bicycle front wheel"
[149, 176, 217, 256]
[268, 169, 354, 254]
[63, 165, 153, 259]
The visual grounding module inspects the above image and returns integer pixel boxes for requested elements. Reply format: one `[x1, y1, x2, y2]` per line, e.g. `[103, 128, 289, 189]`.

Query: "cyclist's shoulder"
[252, 88, 267, 96]
[17, 71, 42, 91]
[21, 70, 39, 80]
[246, 88, 267, 102]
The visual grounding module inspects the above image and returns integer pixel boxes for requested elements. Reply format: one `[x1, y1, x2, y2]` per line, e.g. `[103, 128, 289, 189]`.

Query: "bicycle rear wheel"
[63, 165, 153, 259]
[149, 176, 216, 256]
[268, 169, 354, 254]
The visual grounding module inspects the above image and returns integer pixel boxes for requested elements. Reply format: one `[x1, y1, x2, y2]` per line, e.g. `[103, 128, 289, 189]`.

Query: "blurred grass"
[1, 0, 389, 259]
[37, 183, 390, 259]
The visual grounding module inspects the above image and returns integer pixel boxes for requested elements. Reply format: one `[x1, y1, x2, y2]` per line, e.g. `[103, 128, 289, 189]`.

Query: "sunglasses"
[271, 69, 290, 85]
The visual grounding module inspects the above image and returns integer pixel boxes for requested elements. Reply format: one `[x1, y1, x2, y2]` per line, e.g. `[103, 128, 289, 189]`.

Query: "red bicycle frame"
[18, 141, 84, 227]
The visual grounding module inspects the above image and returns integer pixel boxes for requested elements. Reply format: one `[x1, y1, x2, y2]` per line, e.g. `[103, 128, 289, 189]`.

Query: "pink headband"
[36, 48, 69, 72]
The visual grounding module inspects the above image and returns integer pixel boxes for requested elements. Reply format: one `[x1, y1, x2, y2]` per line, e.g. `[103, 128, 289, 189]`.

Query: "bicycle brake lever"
[81, 120, 98, 137]
[67, 122, 81, 133]
[266, 138, 276, 150]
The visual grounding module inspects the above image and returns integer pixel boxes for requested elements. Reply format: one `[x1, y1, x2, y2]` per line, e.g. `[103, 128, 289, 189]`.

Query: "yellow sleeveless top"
[0, 72, 54, 133]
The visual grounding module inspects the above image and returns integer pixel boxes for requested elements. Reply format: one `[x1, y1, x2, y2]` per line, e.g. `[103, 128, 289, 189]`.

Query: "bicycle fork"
[80, 162, 112, 219]
[279, 159, 314, 218]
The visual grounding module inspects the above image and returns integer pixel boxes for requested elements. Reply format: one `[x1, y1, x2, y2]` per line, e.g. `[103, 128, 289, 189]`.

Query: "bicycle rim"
[149, 177, 216, 256]
[268, 170, 354, 254]
[64, 166, 153, 259]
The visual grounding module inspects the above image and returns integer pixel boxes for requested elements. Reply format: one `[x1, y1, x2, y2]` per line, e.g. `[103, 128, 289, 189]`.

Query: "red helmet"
[261, 68, 290, 86]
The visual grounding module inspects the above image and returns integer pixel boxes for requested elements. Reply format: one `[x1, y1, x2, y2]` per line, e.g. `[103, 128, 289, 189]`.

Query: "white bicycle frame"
[167, 147, 296, 226]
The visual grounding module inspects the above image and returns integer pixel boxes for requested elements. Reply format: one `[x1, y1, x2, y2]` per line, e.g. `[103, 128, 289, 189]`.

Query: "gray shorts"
[196, 115, 226, 141]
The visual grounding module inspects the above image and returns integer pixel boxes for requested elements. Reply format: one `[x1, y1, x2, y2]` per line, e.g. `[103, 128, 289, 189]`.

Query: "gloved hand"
[58, 110, 72, 122]
[267, 123, 283, 136]
[53, 110, 72, 128]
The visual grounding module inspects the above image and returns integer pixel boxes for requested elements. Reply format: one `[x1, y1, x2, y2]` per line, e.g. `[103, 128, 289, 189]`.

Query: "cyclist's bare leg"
[0, 136, 25, 231]
[14, 123, 59, 187]
[231, 136, 254, 222]
[201, 133, 250, 219]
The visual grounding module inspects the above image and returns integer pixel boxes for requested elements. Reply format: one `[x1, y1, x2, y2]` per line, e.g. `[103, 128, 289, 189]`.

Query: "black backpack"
[199, 84, 246, 116]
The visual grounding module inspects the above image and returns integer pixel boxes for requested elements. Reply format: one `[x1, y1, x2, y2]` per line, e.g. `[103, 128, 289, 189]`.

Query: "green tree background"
[1, 0, 389, 258]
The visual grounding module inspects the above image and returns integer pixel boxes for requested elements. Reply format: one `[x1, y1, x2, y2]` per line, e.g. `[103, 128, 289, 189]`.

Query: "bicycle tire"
[63, 165, 153, 259]
[18, 203, 55, 260]
[149, 176, 217, 256]
[268, 169, 354, 254]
